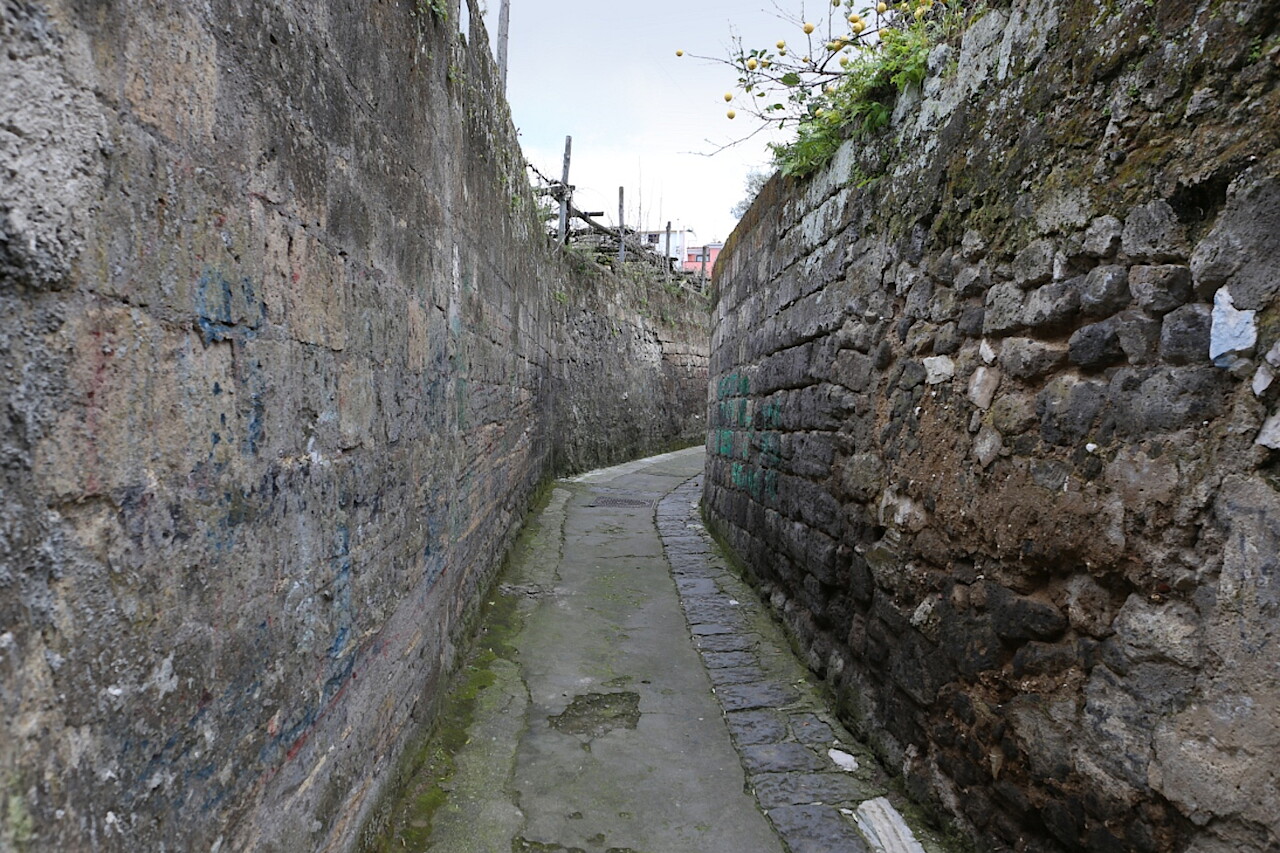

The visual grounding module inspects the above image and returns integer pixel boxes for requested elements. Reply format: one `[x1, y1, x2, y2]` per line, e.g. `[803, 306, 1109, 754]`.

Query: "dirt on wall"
[706, 1, 1280, 851]
[0, 0, 707, 850]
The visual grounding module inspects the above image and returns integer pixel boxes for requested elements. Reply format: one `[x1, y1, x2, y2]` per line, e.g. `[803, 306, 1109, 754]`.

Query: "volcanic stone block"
[1159, 304, 1212, 365]
[1129, 265, 1193, 315]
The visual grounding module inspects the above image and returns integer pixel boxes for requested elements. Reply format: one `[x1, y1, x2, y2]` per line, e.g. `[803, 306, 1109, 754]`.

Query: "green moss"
[4, 780, 33, 848]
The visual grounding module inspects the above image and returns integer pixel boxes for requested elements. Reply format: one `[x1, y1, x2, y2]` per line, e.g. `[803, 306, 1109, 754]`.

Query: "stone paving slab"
[656, 465, 957, 853]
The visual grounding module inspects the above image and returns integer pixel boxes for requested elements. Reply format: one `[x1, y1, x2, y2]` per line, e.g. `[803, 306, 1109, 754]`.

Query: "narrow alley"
[366, 449, 951, 853]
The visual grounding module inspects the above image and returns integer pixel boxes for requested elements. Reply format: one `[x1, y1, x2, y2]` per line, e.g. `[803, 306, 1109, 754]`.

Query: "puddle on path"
[513, 837, 642, 853]
[547, 692, 641, 738]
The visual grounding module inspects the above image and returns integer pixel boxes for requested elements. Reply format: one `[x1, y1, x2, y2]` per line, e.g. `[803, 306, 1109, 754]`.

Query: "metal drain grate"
[592, 496, 653, 508]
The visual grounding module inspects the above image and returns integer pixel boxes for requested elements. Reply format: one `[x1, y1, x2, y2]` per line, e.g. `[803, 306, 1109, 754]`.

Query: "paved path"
[367, 448, 952, 853]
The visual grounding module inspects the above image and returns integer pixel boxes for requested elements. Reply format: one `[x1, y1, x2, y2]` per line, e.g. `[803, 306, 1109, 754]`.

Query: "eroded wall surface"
[706, 2, 1279, 851]
[0, 0, 707, 849]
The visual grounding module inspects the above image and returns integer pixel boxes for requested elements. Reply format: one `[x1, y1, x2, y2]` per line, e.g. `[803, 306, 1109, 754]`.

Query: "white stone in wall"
[973, 425, 1003, 469]
[1210, 287, 1257, 365]
[853, 797, 927, 853]
[923, 356, 955, 384]
[980, 339, 998, 364]
[969, 365, 1001, 409]
[1253, 363, 1274, 397]
[1266, 340, 1280, 369]
[1257, 411, 1280, 450]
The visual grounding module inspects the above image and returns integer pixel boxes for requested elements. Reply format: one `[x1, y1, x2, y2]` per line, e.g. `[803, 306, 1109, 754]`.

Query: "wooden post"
[664, 221, 672, 280]
[618, 187, 626, 263]
[558, 135, 571, 244]
[496, 0, 510, 87]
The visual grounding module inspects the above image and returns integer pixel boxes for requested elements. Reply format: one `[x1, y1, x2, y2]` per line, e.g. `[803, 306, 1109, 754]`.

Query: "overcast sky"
[477, 1, 805, 244]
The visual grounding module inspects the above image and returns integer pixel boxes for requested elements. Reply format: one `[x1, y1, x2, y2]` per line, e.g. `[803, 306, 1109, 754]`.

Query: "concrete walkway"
[368, 448, 953, 853]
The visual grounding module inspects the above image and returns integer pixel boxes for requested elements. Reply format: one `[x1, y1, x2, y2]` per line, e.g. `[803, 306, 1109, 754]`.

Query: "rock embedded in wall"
[706, 2, 1280, 851]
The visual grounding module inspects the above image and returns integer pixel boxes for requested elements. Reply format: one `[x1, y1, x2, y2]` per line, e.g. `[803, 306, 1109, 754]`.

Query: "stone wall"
[0, 0, 707, 850]
[705, 2, 1279, 851]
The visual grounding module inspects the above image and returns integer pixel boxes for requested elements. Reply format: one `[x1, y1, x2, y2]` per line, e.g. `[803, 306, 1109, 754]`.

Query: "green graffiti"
[759, 432, 781, 468]
[717, 429, 734, 457]
[763, 469, 779, 501]
[762, 400, 783, 429]
[730, 462, 764, 500]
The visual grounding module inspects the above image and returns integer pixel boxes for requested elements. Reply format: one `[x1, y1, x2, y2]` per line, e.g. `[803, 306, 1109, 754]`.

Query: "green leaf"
[780, 72, 802, 86]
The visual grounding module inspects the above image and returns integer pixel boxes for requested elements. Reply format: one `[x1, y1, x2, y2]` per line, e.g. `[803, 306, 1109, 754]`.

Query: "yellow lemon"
[777, 39, 786, 49]
[877, 1, 887, 10]
[853, 21, 865, 33]
[724, 92, 733, 101]
[747, 58, 758, 70]
[675, 49, 684, 56]
[726, 110, 736, 119]
[803, 22, 815, 34]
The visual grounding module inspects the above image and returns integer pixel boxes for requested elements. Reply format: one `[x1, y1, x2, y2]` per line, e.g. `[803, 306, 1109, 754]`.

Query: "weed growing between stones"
[413, 0, 447, 23]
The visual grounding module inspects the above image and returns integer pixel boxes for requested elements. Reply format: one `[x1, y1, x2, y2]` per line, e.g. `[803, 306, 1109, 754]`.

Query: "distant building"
[684, 242, 723, 278]
[636, 227, 695, 267]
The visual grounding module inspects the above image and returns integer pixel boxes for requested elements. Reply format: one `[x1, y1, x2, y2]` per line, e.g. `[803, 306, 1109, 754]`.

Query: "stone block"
[934, 321, 963, 355]
[1082, 215, 1123, 258]
[1128, 265, 1193, 315]
[1188, 170, 1280, 308]
[1112, 595, 1202, 669]
[1159, 303, 1212, 365]
[1069, 318, 1125, 369]
[1107, 366, 1230, 435]
[1012, 641, 1079, 677]
[968, 365, 1002, 410]
[1000, 337, 1069, 379]
[989, 393, 1038, 435]
[986, 584, 1068, 641]
[1114, 309, 1162, 364]
[904, 276, 935, 319]
[931, 286, 960, 323]
[955, 262, 991, 297]
[1209, 286, 1258, 364]
[924, 355, 956, 384]
[973, 424, 1004, 467]
[1023, 277, 1081, 329]
[1013, 238, 1056, 288]
[1121, 200, 1188, 262]
[958, 305, 986, 337]
[983, 281, 1027, 335]
[725, 709, 789, 745]
[1038, 375, 1106, 445]
[1079, 264, 1131, 316]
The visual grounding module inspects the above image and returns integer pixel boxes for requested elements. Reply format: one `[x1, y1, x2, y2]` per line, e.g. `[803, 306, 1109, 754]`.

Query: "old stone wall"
[0, 0, 707, 850]
[705, 2, 1279, 851]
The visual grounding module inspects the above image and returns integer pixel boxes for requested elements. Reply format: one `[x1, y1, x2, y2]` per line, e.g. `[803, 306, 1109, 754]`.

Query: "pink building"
[683, 242, 723, 277]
